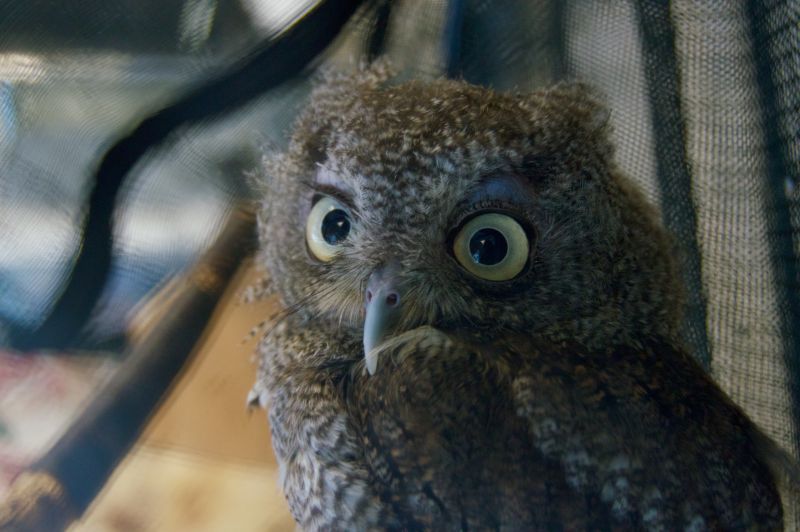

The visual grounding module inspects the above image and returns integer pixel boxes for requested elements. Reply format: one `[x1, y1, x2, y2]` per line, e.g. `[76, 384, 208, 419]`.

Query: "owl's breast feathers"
[258, 316, 783, 530]
[335, 327, 782, 530]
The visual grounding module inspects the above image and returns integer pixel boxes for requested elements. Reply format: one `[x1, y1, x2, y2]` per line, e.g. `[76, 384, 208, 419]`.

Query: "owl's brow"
[461, 174, 536, 210]
[299, 166, 357, 208]
[300, 178, 357, 212]
[315, 166, 355, 192]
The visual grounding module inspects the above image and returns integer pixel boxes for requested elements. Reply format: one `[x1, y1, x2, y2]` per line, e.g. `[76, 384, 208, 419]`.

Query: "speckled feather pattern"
[252, 64, 783, 530]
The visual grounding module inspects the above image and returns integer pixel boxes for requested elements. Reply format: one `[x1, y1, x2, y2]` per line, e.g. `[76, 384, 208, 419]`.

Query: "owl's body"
[252, 65, 783, 529]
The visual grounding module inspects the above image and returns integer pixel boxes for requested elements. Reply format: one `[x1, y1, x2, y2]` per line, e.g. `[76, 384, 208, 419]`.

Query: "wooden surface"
[70, 265, 294, 531]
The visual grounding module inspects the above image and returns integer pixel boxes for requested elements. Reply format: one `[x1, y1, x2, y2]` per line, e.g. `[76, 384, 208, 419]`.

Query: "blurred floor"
[0, 353, 117, 499]
[70, 265, 294, 531]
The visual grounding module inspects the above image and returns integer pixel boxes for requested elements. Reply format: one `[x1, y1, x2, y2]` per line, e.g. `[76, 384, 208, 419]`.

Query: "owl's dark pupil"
[469, 228, 508, 265]
[321, 209, 350, 245]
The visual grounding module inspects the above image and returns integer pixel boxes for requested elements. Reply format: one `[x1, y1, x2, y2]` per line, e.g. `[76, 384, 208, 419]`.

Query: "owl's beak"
[363, 263, 403, 375]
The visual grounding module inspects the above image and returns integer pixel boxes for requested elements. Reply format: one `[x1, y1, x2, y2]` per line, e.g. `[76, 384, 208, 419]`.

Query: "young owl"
[251, 64, 783, 530]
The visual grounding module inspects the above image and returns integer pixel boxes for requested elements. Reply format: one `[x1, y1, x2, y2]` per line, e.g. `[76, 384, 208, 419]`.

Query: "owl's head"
[257, 65, 684, 371]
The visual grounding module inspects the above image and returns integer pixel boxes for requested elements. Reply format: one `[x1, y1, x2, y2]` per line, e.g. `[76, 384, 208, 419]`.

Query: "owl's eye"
[306, 196, 352, 262]
[452, 213, 529, 281]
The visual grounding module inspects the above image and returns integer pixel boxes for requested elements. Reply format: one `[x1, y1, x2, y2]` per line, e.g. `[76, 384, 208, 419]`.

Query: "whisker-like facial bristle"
[259, 277, 330, 339]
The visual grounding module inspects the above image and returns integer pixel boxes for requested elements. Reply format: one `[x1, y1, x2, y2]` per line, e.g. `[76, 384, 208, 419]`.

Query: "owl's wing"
[349, 327, 783, 530]
[509, 335, 784, 530]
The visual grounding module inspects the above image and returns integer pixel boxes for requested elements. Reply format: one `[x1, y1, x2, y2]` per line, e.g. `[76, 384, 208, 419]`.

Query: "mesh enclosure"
[0, 0, 312, 347]
[0, 0, 798, 523]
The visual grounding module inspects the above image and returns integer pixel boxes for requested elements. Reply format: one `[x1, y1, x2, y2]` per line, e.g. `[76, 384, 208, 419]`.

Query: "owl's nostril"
[385, 293, 399, 307]
[365, 262, 403, 310]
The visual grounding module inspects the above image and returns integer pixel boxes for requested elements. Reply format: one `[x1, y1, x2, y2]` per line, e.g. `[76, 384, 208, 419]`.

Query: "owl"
[250, 63, 784, 530]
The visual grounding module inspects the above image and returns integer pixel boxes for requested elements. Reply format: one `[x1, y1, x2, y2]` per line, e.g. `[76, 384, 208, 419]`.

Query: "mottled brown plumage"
[250, 64, 783, 530]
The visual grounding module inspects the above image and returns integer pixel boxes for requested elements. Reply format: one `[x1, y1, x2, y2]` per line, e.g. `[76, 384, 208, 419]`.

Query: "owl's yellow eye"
[306, 196, 352, 262]
[453, 213, 529, 281]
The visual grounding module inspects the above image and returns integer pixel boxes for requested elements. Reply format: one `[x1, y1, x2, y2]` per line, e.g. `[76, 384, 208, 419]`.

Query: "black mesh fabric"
[0, 0, 313, 347]
[0, 0, 798, 523]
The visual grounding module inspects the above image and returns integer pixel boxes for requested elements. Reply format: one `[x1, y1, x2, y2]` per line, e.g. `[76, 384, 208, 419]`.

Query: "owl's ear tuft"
[310, 58, 396, 109]
[519, 82, 614, 172]
[289, 59, 396, 165]
[543, 82, 610, 137]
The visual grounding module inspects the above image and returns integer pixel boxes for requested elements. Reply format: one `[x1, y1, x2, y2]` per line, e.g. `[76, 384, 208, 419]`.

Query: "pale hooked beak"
[363, 263, 402, 375]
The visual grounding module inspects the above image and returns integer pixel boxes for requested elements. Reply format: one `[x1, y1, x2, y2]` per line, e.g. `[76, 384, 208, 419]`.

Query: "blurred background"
[0, 0, 798, 529]
[0, 1, 327, 528]
[0, 0, 318, 347]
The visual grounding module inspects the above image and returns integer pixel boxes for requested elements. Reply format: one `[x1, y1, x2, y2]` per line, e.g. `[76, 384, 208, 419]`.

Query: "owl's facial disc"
[363, 262, 403, 375]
